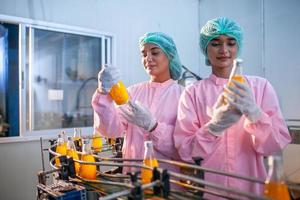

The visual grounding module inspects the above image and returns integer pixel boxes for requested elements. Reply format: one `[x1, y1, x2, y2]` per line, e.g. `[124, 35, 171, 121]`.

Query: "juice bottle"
[55, 133, 67, 167]
[141, 141, 159, 184]
[228, 58, 245, 85]
[92, 131, 103, 153]
[109, 80, 129, 105]
[223, 58, 245, 105]
[79, 139, 97, 180]
[73, 128, 82, 152]
[66, 136, 80, 174]
[101, 64, 129, 105]
[264, 154, 291, 200]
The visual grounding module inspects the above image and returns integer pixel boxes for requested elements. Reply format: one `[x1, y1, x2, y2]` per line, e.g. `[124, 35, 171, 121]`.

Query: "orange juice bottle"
[92, 131, 103, 153]
[228, 58, 245, 85]
[109, 80, 129, 105]
[55, 133, 67, 167]
[101, 63, 129, 105]
[66, 136, 80, 174]
[73, 128, 82, 151]
[223, 58, 245, 105]
[141, 141, 159, 184]
[79, 139, 97, 180]
[264, 154, 290, 200]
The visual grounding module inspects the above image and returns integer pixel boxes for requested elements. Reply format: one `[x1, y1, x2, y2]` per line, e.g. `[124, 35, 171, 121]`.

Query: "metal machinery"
[36, 136, 300, 200]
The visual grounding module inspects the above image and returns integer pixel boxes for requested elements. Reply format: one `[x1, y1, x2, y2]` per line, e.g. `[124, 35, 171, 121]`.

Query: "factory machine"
[36, 137, 299, 200]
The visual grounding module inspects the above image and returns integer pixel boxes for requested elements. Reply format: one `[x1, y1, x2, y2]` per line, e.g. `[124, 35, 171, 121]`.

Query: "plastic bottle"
[141, 141, 159, 184]
[264, 154, 291, 200]
[92, 131, 103, 153]
[79, 139, 97, 180]
[66, 136, 80, 174]
[55, 133, 67, 167]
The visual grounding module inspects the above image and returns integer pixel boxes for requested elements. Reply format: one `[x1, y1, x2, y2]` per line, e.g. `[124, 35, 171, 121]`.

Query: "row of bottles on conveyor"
[55, 129, 99, 180]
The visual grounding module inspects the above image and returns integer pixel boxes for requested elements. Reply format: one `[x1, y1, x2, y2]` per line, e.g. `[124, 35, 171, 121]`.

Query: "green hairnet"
[139, 32, 182, 80]
[200, 17, 243, 65]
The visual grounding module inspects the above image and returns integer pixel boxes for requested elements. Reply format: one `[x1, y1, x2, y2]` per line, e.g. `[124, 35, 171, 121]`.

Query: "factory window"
[19, 25, 114, 136]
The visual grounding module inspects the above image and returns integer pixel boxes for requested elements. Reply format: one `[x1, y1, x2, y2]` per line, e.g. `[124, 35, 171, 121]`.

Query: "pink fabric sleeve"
[174, 88, 220, 163]
[243, 80, 291, 155]
[91, 90, 127, 138]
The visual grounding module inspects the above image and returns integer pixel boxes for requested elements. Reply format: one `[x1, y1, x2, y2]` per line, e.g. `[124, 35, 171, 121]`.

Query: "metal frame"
[0, 14, 116, 137]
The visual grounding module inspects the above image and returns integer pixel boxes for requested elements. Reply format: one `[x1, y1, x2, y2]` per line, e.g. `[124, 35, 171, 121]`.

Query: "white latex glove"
[120, 101, 157, 132]
[98, 64, 121, 94]
[224, 80, 262, 123]
[206, 93, 242, 135]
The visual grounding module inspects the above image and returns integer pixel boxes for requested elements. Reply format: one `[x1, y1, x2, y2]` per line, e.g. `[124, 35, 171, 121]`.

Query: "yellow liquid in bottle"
[230, 75, 245, 84]
[74, 137, 82, 148]
[92, 136, 103, 153]
[109, 81, 129, 105]
[264, 181, 290, 200]
[67, 149, 80, 174]
[107, 138, 116, 146]
[55, 144, 67, 167]
[80, 154, 97, 180]
[141, 158, 159, 184]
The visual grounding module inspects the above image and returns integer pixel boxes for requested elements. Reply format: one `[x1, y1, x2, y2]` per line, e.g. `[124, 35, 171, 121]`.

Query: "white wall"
[198, 0, 300, 121]
[1, 0, 201, 86]
[0, 139, 51, 200]
[0, 0, 300, 199]
[0, 0, 201, 199]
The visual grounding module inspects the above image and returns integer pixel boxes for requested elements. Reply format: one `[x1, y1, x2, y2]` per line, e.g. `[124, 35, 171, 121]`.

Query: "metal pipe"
[158, 159, 265, 184]
[99, 180, 160, 200]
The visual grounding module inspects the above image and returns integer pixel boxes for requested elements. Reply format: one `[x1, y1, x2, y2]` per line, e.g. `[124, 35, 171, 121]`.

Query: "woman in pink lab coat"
[174, 17, 291, 198]
[92, 32, 183, 174]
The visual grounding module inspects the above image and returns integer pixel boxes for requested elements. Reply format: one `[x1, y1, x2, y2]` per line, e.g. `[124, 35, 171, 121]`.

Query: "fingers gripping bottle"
[66, 136, 80, 174]
[55, 133, 67, 167]
[141, 141, 159, 184]
[102, 64, 129, 105]
[79, 139, 97, 180]
[264, 154, 290, 200]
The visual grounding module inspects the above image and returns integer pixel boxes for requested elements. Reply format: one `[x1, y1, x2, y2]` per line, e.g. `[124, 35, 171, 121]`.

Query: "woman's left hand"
[120, 101, 157, 132]
[224, 80, 262, 123]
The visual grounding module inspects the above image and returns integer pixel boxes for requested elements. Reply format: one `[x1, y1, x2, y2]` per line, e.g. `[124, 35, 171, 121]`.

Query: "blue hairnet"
[139, 32, 182, 80]
[200, 17, 243, 65]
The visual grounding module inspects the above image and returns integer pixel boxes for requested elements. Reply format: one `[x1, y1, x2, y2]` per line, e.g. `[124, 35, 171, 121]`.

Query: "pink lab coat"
[92, 79, 183, 174]
[174, 74, 291, 198]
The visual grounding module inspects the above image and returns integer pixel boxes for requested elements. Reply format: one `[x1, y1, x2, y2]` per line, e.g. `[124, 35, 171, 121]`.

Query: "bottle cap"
[234, 58, 243, 67]
[144, 140, 153, 148]
[82, 139, 89, 145]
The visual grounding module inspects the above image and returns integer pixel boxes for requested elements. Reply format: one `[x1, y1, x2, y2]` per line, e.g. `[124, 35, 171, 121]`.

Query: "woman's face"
[140, 43, 170, 82]
[207, 35, 238, 70]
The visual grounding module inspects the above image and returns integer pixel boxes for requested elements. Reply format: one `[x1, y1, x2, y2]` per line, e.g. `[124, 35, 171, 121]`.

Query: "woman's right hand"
[98, 64, 121, 94]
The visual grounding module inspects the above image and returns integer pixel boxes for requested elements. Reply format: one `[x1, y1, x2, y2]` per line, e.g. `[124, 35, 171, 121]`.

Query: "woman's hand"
[98, 65, 120, 94]
[120, 101, 157, 132]
[206, 93, 242, 135]
[224, 80, 262, 123]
